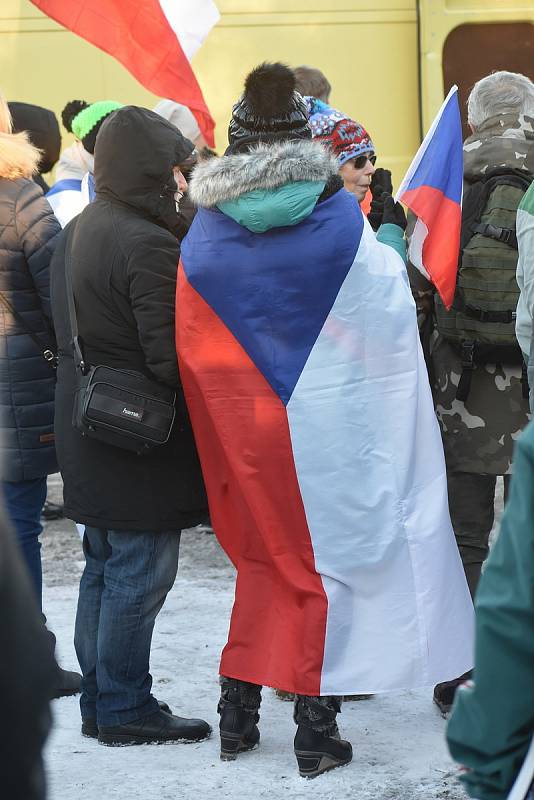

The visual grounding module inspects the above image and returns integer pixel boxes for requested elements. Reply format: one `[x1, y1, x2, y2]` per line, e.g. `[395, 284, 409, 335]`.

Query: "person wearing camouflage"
[409, 71, 534, 713]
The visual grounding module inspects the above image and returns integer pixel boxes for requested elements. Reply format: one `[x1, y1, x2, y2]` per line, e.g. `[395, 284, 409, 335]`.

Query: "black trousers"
[447, 471, 510, 599]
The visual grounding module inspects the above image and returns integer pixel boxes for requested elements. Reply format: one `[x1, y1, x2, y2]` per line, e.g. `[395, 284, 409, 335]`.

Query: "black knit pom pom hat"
[227, 62, 311, 154]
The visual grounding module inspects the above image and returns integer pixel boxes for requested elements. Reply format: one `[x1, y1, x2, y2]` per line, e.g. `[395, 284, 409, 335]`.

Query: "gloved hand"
[368, 169, 393, 231]
[382, 194, 407, 230]
[370, 168, 393, 197]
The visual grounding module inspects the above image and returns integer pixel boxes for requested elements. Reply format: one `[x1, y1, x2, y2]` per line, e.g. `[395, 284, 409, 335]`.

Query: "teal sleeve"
[447, 425, 534, 800]
[376, 223, 407, 263]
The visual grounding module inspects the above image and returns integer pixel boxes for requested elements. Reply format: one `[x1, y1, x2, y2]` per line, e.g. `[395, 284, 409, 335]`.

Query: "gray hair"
[467, 71, 534, 130]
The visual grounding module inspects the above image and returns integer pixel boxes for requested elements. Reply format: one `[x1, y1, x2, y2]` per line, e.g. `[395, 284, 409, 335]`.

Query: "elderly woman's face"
[339, 153, 376, 202]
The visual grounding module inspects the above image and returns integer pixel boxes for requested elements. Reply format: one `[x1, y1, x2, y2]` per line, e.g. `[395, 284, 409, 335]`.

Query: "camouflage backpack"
[435, 167, 533, 401]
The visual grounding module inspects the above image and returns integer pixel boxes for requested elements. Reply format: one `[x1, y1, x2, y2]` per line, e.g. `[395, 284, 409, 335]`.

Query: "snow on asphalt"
[42, 494, 472, 800]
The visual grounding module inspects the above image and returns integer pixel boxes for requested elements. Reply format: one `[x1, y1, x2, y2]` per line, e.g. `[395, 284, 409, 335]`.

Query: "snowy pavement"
[40, 475, 501, 800]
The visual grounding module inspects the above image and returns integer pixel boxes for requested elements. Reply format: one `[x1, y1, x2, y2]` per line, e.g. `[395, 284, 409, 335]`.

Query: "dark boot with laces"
[293, 695, 352, 778]
[218, 677, 262, 761]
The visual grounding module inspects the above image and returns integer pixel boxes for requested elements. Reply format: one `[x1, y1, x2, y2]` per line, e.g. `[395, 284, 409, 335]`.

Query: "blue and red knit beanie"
[305, 97, 374, 166]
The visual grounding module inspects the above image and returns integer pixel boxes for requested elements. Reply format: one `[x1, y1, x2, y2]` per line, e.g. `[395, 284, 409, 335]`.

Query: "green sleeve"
[447, 424, 534, 800]
[376, 222, 407, 263]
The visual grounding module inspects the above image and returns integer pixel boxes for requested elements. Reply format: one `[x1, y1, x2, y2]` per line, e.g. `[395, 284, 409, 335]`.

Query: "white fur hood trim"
[188, 139, 338, 208]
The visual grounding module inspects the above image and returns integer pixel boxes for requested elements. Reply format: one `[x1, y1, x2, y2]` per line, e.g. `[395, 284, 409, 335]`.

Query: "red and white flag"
[30, 0, 219, 146]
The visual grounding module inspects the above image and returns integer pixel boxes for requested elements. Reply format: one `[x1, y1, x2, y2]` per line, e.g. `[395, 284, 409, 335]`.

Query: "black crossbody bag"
[65, 239, 176, 455]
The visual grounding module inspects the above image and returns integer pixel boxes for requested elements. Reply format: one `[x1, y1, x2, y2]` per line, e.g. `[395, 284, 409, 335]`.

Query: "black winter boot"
[218, 677, 262, 761]
[433, 671, 472, 717]
[98, 709, 211, 746]
[53, 667, 81, 698]
[81, 700, 173, 739]
[294, 695, 352, 778]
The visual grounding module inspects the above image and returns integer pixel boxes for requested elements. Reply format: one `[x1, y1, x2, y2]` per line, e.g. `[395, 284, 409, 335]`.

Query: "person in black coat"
[50, 105, 210, 746]
[0, 504, 57, 800]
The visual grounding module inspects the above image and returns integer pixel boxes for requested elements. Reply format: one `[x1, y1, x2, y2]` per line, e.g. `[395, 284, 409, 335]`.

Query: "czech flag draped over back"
[177, 175, 474, 695]
[397, 86, 464, 308]
[30, 0, 219, 146]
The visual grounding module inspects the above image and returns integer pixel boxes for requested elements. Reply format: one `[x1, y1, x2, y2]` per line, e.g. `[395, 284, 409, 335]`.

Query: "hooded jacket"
[0, 130, 61, 482]
[50, 106, 207, 531]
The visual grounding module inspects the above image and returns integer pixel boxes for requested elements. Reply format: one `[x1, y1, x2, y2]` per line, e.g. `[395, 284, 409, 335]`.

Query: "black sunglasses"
[352, 154, 377, 169]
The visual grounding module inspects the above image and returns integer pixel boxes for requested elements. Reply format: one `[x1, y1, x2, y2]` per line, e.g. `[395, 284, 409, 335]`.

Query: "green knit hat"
[72, 101, 123, 140]
[63, 100, 122, 154]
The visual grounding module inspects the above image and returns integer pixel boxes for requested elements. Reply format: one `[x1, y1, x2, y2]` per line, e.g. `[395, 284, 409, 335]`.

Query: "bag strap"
[0, 291, 56, 368]
[64, 223, 90, 375]
[472, 222, 518, 250]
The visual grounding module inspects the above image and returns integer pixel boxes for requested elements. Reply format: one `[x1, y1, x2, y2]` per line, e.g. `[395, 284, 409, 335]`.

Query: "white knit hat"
[153, 99, 201, 143]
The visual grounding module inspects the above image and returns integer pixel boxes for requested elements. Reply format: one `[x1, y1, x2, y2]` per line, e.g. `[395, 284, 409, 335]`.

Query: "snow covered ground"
[42, 476, 505, 800]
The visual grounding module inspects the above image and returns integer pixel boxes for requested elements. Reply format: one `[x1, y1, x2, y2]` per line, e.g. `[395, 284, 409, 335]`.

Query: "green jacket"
[447, 421, 534, 799]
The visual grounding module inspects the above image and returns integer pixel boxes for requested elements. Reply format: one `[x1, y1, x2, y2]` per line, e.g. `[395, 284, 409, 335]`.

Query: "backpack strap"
[461, 168, 532, 256]
[473, 222, 518, 250]
[462, 304, 516, 324]
[456, 340, 476, 402]
[459, 180, 488, 253]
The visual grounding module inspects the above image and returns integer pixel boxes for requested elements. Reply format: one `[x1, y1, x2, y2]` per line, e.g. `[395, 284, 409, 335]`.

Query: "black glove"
[382, 194, 407, 231]
[370, 168, 393, 198]
[368, 169, 393, 231]
[368, 192, 385, 231]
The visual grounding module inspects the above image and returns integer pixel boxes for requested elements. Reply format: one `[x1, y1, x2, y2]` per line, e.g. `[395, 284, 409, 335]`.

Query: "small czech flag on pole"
[396, 86, 464, 309]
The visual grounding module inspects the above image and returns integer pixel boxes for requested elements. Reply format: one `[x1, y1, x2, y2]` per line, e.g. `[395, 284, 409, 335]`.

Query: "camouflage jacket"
[409, 113, 534, 475]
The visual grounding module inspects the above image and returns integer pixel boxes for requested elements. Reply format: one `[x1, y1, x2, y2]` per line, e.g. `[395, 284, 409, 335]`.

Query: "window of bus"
[443, 22, 534, 139]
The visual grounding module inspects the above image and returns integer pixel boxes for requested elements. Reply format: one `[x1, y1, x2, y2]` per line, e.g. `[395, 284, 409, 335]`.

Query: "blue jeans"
[2, 477, 47, 607]
[74, 527, 180, 727]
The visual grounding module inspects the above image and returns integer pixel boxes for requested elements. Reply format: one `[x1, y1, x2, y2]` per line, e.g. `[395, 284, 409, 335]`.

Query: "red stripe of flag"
[177, 264, 328, 694]
[30, 0, 216, 146]
[402, 186, 462, 309]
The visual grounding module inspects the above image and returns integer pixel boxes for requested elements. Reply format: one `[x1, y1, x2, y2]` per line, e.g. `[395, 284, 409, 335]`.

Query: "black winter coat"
[0, 507, 56, 800]
[50, 106, 207, 531]
[0, 178, 60, 482]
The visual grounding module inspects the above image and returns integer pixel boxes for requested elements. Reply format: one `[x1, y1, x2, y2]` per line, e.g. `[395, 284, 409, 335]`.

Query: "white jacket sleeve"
[515, 193, 534, 358]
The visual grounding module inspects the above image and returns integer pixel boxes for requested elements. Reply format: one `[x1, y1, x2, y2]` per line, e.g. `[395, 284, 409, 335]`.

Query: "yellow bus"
[1, 0, 533, 187]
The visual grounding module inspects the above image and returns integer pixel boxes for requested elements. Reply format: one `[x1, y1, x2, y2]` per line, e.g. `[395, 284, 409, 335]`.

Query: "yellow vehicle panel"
[0, 1, 418, 186]
[1, 1, 534, 188]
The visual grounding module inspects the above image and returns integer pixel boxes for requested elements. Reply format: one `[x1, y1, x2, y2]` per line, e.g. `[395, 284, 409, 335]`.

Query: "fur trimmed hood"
[0, 131, 40, 180]
[188, 139, 338, 208]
